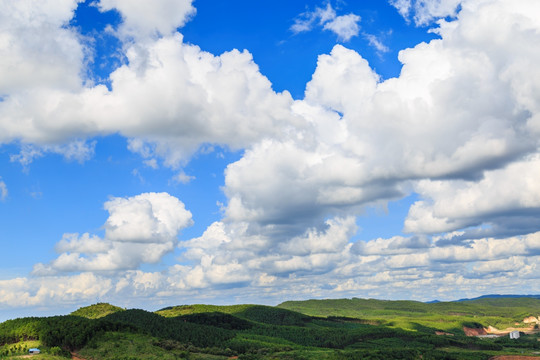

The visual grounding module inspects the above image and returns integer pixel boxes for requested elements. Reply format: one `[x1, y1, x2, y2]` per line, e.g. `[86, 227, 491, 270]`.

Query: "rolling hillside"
[0, 298, 538, 359]
[70, 303, 124, 319]
[278, 297, 540, 333]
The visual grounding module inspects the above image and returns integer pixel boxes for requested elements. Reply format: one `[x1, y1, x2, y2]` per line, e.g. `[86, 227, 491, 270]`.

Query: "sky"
[1, 0, 540, 321]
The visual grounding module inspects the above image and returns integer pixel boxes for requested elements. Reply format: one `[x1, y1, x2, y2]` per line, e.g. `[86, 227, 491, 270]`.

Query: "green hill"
[70, 302, 124, 319]
[278, 297, 540, 333]
[157, 304, 311, 326]
[0, 298, 538, 359]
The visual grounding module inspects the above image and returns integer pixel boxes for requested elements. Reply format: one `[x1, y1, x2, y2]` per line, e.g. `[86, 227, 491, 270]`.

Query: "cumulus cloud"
[33, 192, 192, 274]
[104, 192, 192, 243]
[353, 235, 431, 255]
[405, 154, 540, 237]
[389, 0, 463, 25]
[221, 0, 540, 245]
[177, 215, 357, 288]
[55, 233, 111, 254]
[0, 33, 298, 167]
[3, 232, 540, 309]
[177, 0, 540, 302]
[291, 3, 361, 42]
[2, 0, 540, 310]
[0, 0, 298, 166]
[97, 0, 196, 40]
[0, 0, 85, 95]
[0, 273, 112, 308]
[279, 217, 358, 256]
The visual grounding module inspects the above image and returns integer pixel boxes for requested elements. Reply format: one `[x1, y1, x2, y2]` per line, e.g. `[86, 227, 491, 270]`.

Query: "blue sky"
[1, 0, 540, 321]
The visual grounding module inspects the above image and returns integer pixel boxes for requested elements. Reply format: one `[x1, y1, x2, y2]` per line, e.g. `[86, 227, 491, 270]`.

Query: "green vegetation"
[0, 298, 539, 359]
[71, 302, 124, 319]
[278, 297, 540, 334]
[157, 304, 311, 326]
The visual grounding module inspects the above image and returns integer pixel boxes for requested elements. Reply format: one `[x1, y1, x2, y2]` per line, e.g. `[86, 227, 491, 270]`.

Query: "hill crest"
[70, 302, 124, 319]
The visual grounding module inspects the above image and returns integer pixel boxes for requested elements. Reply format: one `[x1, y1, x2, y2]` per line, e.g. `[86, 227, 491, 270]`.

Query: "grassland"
[0, 297, 538, 359]
[70, 303, 124, 319]
[278, 297, 540, 334]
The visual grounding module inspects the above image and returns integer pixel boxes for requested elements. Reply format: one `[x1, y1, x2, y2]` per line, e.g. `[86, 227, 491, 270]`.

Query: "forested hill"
[70, 302, 124, 319]
[0, 299, 539, 359]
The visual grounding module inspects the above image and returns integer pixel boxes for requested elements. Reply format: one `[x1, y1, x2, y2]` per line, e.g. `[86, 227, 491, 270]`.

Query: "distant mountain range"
[427, 294, 540, 303]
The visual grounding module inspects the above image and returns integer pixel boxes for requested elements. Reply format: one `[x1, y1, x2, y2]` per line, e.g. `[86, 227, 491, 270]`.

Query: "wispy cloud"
[171, 170, 195, 184]
[363, 33, 390, 54]
[0, 178, 7, 201]
[291, 2, 361, 42]
[389, 0, 463, 26]
[323, 13, 361, 42]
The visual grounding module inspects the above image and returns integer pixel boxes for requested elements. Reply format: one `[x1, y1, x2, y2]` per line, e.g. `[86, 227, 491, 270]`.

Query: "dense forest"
[0, 297, 539, 359]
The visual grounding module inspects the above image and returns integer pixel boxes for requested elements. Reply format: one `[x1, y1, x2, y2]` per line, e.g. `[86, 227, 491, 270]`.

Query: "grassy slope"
[277, 297, 540, 334]
[70, 303, 124, 319]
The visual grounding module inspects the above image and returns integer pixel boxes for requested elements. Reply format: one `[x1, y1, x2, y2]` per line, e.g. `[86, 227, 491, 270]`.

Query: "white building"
[509, 330, 520, 339]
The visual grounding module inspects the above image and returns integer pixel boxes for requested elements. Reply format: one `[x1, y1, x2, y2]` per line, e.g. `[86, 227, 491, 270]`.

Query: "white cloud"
[33, 192, 193, 274]
[290, 3, 336, 34]
[104, 192, 192, 243]
[97, 0, 196, 40]
[389, 0, 413, 19]
[143, 159, 159, 169]
[34, 241, 176, 274]
[279, 217, 358, 256]
[2, 0, 540, 310]
[404, 155, 540, 236]
[354, 235, 431, 255]
[55, 233, 111, 254]
[0, 0, 85, 95]
[323, 13, 361, 42]
[291, 3, 361, 42]
[220, 1, 540, 245]
[3, 232, 540, 309]
[363, 33, 390, 54]
[0, 273, 112, 308]
[0, 33, 299, 167]
[178, 215, 357, 286]
[389, 0, 463, 25]
[9, 140, 96, 167]
[0, 178, 7, 201]
[171, 171, 195, 184]
[0, 1, 298, 166]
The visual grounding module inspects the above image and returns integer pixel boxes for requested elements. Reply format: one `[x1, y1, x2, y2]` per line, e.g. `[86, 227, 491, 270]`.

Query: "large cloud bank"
[1, 0, 540, 309]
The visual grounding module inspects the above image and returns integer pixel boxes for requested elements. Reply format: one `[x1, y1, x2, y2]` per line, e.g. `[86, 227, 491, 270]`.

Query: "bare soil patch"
[463, 326, 487, 336]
